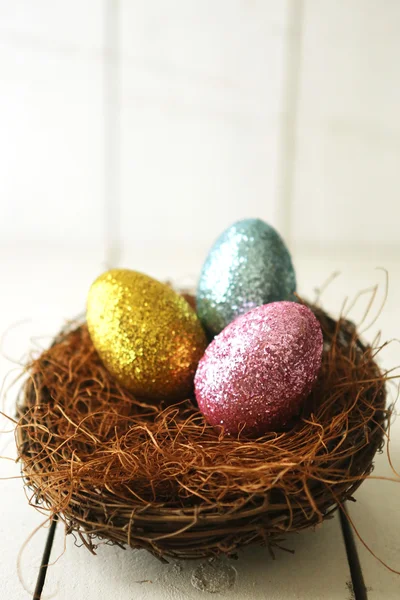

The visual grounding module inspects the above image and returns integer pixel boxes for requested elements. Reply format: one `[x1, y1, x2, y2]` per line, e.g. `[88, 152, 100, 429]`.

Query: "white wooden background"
[0, 1, 400, 598]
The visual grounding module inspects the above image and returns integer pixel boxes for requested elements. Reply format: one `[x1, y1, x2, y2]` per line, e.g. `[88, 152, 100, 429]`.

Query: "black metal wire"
[340, 504, 368, 600]
[33, 515, 58, 600]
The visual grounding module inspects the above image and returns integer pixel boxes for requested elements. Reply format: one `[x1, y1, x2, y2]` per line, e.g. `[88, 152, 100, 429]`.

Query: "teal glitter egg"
[196, 218, 296, 335]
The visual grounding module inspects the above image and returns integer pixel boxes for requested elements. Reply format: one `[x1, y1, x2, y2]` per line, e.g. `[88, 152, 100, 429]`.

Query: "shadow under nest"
[16, 303, 387, 560]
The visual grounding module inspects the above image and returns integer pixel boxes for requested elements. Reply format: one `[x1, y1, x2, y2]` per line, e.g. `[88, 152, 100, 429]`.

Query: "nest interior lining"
[16, 303, 387, 559]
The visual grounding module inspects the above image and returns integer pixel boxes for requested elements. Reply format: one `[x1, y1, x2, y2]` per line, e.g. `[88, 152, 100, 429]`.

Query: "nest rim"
[16, 303, 387, 560]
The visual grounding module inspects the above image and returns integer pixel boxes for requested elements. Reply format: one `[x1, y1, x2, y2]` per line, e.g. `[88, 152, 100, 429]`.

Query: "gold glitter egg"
[87, 269, 207, 400]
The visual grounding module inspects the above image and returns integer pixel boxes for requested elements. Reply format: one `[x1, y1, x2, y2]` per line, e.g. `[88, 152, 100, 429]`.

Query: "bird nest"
[16, 301, 387, 560]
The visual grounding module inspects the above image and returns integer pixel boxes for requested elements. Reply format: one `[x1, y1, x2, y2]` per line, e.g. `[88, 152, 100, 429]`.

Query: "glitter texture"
[194, 302, 323, 436]
[196, 218, 296, 336]
[87, 269, 207, 400]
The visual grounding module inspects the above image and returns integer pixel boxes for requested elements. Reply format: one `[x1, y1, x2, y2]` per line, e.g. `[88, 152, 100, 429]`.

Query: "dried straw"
[16, 303, 388, 559]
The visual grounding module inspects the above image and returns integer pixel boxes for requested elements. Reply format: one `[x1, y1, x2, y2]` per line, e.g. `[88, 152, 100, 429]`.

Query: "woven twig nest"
[16, 302, 387, 560]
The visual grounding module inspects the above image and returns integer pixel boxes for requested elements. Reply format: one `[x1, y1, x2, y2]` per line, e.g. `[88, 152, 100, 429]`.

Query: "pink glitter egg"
[194, 301, 323, 437]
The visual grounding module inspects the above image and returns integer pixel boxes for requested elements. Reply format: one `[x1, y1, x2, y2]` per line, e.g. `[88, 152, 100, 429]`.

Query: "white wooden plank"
[0, 2, 105, 250]
[119, 0, 289, 261]
[344, 263, 400, 599]
[295, 248, 400, 599]
[347, 447, 400, 599]
[292, 0, 400, 249]
[0, 247, 107, 599]
[44, 516, 350, 600]
[0, 0, 103, 49]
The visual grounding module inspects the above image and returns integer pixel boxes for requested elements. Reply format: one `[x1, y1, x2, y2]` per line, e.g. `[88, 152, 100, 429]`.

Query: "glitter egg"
[196, 218, 296, 336]
[194, 302, 323, 436]
[87, 269, 207, 400]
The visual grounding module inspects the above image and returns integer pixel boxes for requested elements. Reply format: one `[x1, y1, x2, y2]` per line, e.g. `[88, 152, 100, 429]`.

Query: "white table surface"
[0, 245, 399, 599]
